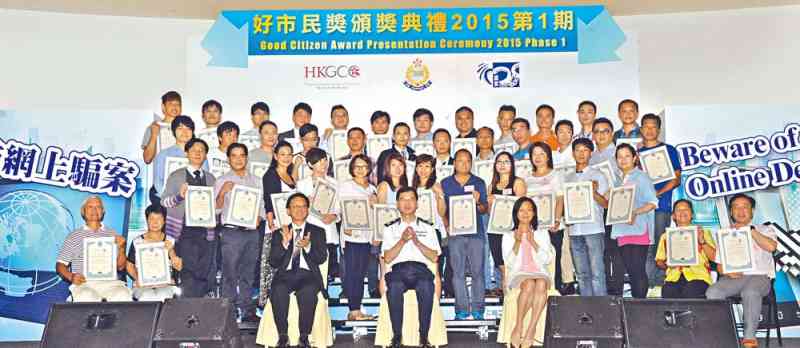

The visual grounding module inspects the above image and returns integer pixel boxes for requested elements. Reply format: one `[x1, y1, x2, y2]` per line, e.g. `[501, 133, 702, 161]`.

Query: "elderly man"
[56, 196, 131, 302]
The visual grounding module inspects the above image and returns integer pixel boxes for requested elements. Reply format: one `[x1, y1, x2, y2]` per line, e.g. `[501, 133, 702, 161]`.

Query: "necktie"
[290, 228, 303, 270]
[193, 170, 202, 182]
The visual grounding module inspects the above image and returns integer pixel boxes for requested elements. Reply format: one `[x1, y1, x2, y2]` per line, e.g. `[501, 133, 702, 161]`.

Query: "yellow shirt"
[655, 228, 716, 284]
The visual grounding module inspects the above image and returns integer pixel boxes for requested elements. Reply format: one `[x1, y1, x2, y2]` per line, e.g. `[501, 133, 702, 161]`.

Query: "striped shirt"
[56, 224, 120, 276]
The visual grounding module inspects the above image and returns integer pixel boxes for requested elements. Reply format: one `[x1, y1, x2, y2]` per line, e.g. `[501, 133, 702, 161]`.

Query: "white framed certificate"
[340, 197, 372, 231]
[563, 181, 595, 225]
[590, 161, 617, 188]
[157, 122, 176, 151]
[666, 226, 699, 267]
[639, 145, 676, 185]
[330, 130, 349, 160]
[270, 192, 294, 228]
[239, 134, 261, 150]
[333, 159, 352, 183]
[310, 178, 337, 219]
[488, 195, 518, 234]
[223, 184, 261, 229]
[515, 161, 533, 179]
[185, 186, 216, 227]
[436, 165, 454, 183]
[207, 152, 230, 179]
[164, 156, 189, 179]
[606, 185, 636, 225]
[473, 160, 494, 191]
[410, 140, 436, 157]
[416, 189, 436, 223]
[494, 142, 518, 156]
[83, 237, 117, 281]
[718, 227, 755, 273]
[249, 161, 270, 179]
[135, 242, 172, 287]
[406, 161, 417, 184]
[373, 204, 400, 241]
[555, 164, 577, 179]
[449, 194, 477, 236]
[528, 190, 556, 229]
[196, 127, 219, 149]
[616, 137, 642, 149]
[294, 154, 311, 181]
[367, 134, 392, 159]
[452, 138, 476, 159]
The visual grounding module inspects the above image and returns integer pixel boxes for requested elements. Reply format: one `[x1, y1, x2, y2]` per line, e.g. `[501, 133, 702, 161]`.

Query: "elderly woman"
[502, 197, 554, 348]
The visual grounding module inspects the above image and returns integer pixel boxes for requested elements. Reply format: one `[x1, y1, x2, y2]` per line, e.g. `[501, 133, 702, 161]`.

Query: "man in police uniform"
[382, 186, 441, 348]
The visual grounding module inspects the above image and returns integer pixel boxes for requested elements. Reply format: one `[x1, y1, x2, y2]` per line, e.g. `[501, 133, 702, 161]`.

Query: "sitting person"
[502, 197, 553, 348]
[126, 204, 183, 301]
[706, 193, 777, 348]
[55, 196, 131, 302]
[382, 187, 441, 348]
[654, 199, 715, 298]
[269, 193, 328, 348]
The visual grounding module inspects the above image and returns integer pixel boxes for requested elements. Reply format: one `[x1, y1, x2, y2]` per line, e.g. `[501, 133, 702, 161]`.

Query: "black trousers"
[549, 229, 565, 290]
[662, 274, 709, 299]
[176, 229, 213, 298]
[344, 242, 370, 310]
[604, 211, 627, 296]
[620, 244, 649, 298]
[270, 269, 320, 335]
[386, 262, 435, 339]
[327, 244, 339, 279]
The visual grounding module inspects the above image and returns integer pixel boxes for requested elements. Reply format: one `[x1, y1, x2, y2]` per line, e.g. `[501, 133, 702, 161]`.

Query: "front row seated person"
[269, 192, 328, 348]
[56, 195, 132, 302]
[706, 193, 778, 348]
[381, 187, 441, 348]
[126, 204, 183, 301]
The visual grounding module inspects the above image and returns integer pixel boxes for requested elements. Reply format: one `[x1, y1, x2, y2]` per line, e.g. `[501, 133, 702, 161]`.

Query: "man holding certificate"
[126, 205, 182, 301]
[441, 149, 488, 320]
[55, 196, 131, 302]
[706, 194, 777, 348]
[214, 143, 265, 323]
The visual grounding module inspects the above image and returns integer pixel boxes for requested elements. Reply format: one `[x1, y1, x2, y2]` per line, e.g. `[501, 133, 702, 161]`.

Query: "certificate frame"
[666, 226, 699, 267]
[373, 204, 400, 242]
[249, 161, 270, 179]
[410, 140, 436, 157]
[452, 138, 476, 159]
[555, 164, 576, 179]
[718, 227, 756, 273]
[590, 161, 617, 188]
[208, 153, 230, 179]
[416, 189, 436, 223]
[515, 161, 533, 179]
[270, 192, 294, 228]
[639, 145, 677, 185]
[436, 165, 454, 183]
[493, 142, 518, 156]
[528, 190, 556, 229]
[82, 237, 118, 281]
[164, 156, 189, 180]
[239, 133, 261, 150]
[310, 178, 337, 219]
[157, 122, 176, 151]
[606, 185, 636, 226]
[185, 186, 216, 228]
[294, 154, 311, 181]
[340, 197, 372, 231]
[473, 160, 494, 191]
[223, 184, 261, 229]
[488, 195, 518, 234]
[330, 130, 349, 160]
[135, 242, 173, 287]
[616, 137, 642, 149]
[367, 134, 392, 159]
[195, 127, 219, 149]
[333, 159, 352, 182]
[563, 181, 595, 225]
[449, 194, 477, 236]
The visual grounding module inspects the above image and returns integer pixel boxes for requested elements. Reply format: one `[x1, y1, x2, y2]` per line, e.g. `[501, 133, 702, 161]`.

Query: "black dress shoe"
[298, 335, 311, 348]
[276, 334, 289, 348]
[420, 338, 434, 348]
[390, 335, 402, 348]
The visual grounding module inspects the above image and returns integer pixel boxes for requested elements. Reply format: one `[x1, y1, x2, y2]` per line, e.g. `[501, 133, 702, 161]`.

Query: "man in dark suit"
[376, 122, 417, 183]
[269, 192, 327, 348]
[277, 102, 313, 143]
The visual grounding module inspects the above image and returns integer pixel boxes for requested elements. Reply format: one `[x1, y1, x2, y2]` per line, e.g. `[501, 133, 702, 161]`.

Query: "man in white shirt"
[382, 187, 441, 348]
[706, 193, 777, 348]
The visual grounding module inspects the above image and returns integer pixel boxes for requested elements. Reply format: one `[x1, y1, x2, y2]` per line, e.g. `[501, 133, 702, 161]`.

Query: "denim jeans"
[646, 211, 670, 286]
[480, 214, 497, 290]
[448, 235, 485, 313]
[570, 233, 607, 296]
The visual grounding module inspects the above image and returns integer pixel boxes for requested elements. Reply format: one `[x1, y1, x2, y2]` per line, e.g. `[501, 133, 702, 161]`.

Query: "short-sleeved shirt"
[564, 167, 609, 236]
[613, 125, 641, 143]
[589, 144, 620, 186]
[249, 148, 274, 166]
[140, 117, 175, 150]
[530, 133, 558, 151]
[655, 228, 715, 284]
[513, 143, 532, 161]
[214, 170, 266, 228]
[339, 179, 377, 244]
[638, 143, 682, 212]
[382, 218, 441, 269]
[153, 145, 186, 194]
[207, 148, 230, 179]
[714, 224, 778, 279]
[611, 169, 659, 245]
[573, 129, 593, 141]
[127, 233, 177, 283]
[495, 133, 515, 146]
[57, 224, 120, 276]
[441, 174, 488, 238]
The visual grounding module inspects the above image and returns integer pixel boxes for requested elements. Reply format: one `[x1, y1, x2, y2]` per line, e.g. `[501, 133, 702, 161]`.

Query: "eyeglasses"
[354, 165, 369, 169]
[496, 160, 512, 165]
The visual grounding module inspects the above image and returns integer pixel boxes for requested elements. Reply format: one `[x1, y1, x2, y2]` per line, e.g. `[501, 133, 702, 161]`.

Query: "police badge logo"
[403, 58, 432, 91]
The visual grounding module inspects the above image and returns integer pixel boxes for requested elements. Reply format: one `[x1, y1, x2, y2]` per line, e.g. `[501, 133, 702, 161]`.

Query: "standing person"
[454, 106, 478, 138]
[376, 123, 416, 183]
[530, 104, 558, 151]
[553, 120, 577, 171]
[511, 118, 533, 161]
[207, 121, 240, 178]
[370, 110, 391, 136]
[574, 101, 597, 140]
[486, 152, 527, 295]
[613, 99, 641, 143]
[320, 104, 350, 154]
[411, 108, 434, 141]
[476, 127, 495, 161]
[563, 138, 609, 296]
[411, 154, 452, 297]
[706, 194, 777, 348]
[377, 153, 408, 205]
[291, 124, 320, 181]
[126, 204, 182, 301]
[611, 143, 657, 299]
[278, 102, 313, 143]
[152, 116, 198, 198]
[495, 105, 517, 146]
[142, 91, 182, 164]
[432, 128, 454, 167]
[160, 138, 217, 297]
[441, 149, 488, 320]
[201, 99, 223, 129]
[250, 120, 279, 166]
[215, 143, 265, 322]
[341, 127, 367, 160]
[242, 102, 271, 138]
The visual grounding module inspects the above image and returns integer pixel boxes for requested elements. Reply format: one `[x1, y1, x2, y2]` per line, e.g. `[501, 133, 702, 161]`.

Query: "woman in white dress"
[502, 197, 554, 348]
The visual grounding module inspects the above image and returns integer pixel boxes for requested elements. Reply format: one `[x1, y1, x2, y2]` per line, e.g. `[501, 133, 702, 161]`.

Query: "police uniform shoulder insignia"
[386, 218, 402, 227]
[416, 217, 434, 226]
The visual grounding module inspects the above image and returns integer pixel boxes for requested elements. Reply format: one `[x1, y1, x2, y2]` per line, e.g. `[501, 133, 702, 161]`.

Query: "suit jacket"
[262, 166, 296, 216]
[269, 222, 328, 298]
[278, 129, 296, 143]
[376, 146, 417, 184]
[161, 168, 217, 239]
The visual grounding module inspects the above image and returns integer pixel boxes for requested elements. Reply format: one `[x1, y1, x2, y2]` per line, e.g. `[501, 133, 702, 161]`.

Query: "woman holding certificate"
[339, 154, 378, 321]
[411, 154, 451, 297]
[487, 151, 527, 294]
[291, 124, 320, 182]
[126, 205, 182, 301]
[502, 197, 553, 348]
[610, 143, 658, 299]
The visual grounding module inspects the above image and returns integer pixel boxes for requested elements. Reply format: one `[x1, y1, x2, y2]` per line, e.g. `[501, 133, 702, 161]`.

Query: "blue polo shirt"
[638, 143, 681, 213]
[441, 174, 488, 238]
[513, 143, 532, 161]
[613, 125, 641, 143]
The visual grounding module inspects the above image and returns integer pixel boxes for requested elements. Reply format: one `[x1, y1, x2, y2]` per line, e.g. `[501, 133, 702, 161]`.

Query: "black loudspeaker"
[41, 302, 161, 348]
[153, 298, 242, 348]
[544, 296, 624, 348]
[622, 299, 740, 348]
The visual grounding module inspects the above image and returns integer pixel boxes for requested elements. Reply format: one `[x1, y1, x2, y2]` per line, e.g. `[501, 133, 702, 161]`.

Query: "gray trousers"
[706, 274, 771, 339]
[646, 211, 670, 285]
[221, 227, 260, 313]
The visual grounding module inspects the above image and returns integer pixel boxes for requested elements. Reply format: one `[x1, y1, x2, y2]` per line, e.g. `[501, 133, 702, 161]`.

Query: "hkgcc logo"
[477, 62, 520, 88]
[304, 65, 361, 90]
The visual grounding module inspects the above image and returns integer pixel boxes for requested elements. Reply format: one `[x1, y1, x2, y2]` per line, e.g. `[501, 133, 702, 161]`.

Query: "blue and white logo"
[477, 62, 520, 88]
